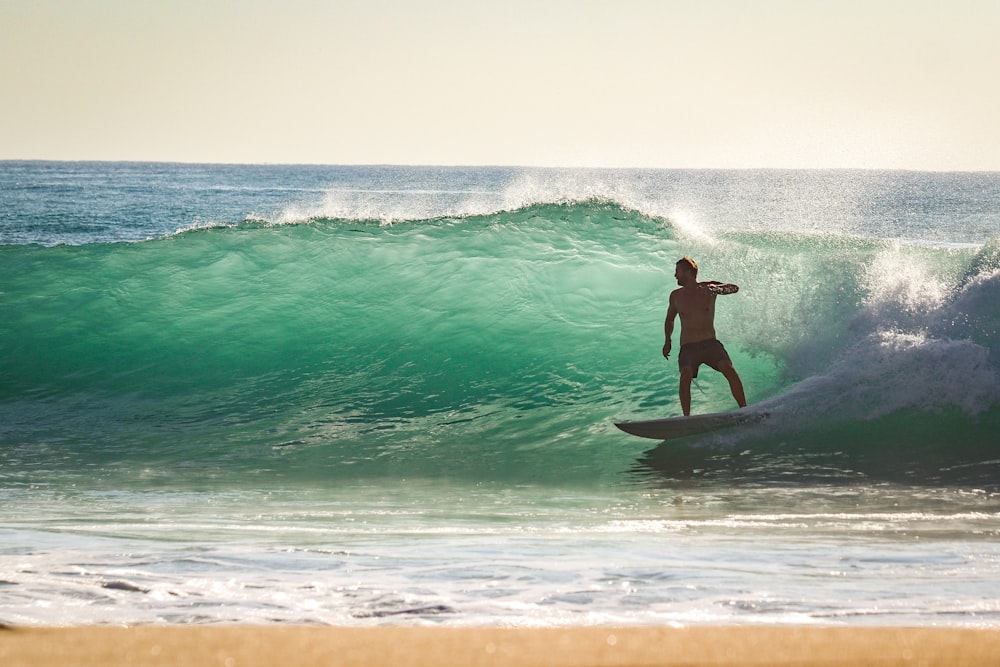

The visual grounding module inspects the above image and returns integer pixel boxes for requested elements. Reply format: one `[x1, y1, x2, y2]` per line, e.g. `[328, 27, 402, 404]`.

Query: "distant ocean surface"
[2, 161, 999, 626]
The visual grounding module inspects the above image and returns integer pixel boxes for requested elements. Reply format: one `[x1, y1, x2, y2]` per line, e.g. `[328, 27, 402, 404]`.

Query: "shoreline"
[3, 625, 1000, 666]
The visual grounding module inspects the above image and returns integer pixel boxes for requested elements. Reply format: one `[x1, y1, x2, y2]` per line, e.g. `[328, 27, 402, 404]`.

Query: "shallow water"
[4, 483, 1000, 626]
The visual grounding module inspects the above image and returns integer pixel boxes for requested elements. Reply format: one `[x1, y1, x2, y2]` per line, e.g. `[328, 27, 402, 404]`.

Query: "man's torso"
[671, 286, 718, 345]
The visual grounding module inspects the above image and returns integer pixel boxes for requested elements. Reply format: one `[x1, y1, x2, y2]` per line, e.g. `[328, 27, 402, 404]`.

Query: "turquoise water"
[1, 163, 999, 625]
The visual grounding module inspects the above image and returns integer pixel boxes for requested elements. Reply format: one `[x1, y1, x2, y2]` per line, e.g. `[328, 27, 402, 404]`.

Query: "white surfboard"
[615, 409, 768, 440]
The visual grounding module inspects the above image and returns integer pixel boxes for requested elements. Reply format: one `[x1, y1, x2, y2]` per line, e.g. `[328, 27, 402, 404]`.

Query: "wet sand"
[3, 625, 1000, 666]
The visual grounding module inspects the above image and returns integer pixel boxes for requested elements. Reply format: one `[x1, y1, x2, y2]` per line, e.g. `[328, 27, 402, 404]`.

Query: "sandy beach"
[3, 625, 1000, 666]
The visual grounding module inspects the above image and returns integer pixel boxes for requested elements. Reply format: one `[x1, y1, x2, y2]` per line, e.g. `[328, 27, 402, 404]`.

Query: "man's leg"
[719, 361, 747, 408]
[679, 366, 694, 416]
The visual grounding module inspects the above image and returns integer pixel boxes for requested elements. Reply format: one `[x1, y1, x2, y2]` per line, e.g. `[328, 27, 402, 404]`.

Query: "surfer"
[662, 257, 747, 416]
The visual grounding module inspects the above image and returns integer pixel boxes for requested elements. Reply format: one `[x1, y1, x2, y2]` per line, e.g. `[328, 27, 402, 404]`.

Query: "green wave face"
[2, 202, 997, 486]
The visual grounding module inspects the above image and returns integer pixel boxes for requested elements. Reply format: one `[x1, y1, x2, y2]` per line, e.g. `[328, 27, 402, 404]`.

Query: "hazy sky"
[2, 0, 998, 169]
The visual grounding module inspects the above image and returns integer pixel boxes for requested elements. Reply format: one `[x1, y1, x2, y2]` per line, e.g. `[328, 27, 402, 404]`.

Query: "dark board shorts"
[678, 338, 732, 379]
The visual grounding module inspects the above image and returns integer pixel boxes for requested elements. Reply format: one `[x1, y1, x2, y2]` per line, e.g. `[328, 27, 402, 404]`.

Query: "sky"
[2, 0, 998, 170]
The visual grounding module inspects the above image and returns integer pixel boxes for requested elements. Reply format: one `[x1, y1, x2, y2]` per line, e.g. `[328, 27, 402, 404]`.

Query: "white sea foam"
[5, 486, 1000, 627]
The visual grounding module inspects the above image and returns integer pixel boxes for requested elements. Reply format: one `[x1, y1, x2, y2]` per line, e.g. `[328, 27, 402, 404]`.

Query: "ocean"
[1, 161, 998, 626]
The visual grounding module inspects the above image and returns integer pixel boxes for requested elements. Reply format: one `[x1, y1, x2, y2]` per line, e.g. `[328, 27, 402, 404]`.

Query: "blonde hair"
[676, 256, 698, 276]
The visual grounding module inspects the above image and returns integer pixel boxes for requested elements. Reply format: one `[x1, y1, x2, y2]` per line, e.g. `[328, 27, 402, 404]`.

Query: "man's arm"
[663, 296, 678, 359]
[701, 281, 739, 295]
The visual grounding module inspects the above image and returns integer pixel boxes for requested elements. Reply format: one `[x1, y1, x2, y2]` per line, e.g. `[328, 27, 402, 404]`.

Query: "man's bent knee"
[718, 360, 739, 377]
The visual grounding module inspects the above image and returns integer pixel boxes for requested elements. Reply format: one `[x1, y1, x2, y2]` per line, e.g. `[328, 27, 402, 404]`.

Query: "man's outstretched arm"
[700, 281, 739, 295]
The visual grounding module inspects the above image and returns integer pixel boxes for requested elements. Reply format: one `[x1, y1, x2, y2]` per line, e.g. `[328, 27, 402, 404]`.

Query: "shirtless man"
[662, 257, 747, 416]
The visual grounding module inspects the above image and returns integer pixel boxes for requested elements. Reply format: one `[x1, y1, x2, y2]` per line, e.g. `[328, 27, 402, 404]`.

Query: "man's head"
[675, 256, 698, 285]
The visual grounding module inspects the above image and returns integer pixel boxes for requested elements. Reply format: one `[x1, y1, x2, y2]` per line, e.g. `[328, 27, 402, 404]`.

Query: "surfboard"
[615, 409, 768, 440]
